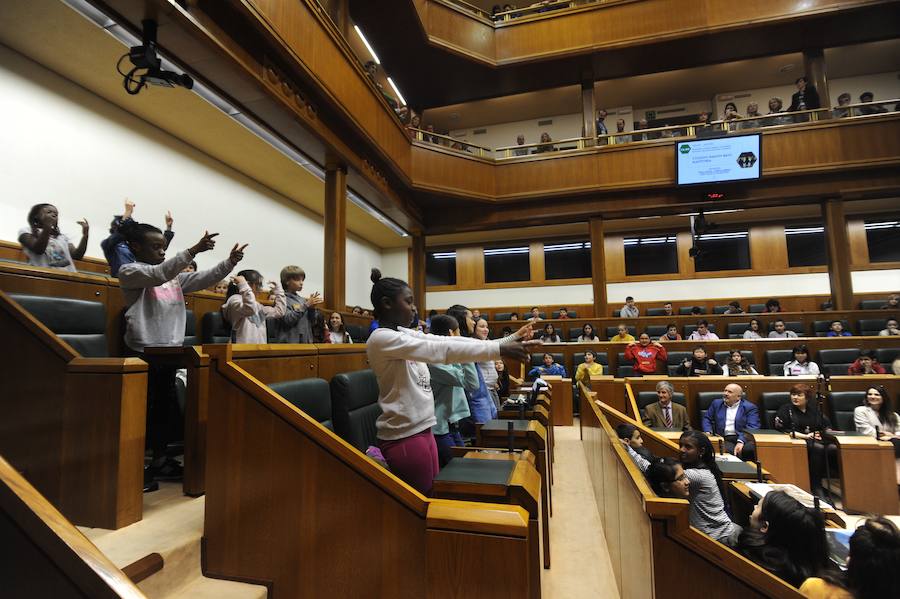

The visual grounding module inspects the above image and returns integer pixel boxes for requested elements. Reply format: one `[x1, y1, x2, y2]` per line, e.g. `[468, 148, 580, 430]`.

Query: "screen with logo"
[676, 133, 761, 186]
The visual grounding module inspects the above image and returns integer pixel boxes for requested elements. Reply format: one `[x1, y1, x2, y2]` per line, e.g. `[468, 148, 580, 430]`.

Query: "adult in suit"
[644, 381, 689, 430]
[702, 383, 760, 460]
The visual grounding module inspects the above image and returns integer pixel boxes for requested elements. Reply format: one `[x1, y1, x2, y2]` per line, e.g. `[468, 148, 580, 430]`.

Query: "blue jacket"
[702, 399, 760, 444]
[527, 363, 567, 379]
[466, 364, 497, 424]
[102, 217, 173, 277]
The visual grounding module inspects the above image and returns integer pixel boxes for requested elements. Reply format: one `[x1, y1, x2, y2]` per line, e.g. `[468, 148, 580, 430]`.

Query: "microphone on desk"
[814, 496, 821, 512]
[507, 421, 515, 454]
[755, 460, 763, 483]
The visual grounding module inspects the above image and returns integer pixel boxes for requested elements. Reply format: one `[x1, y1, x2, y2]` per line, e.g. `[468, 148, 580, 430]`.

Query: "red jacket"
[625, 343, 668, 374]
[847, 359, 886, 375]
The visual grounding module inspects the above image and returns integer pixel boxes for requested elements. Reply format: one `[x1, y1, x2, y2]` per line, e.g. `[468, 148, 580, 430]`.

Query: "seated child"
[222, 270, 286, 343]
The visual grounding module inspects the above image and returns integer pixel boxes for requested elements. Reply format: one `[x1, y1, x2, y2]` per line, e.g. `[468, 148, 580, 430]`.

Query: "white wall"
[0, 44, 390, 307]
[449, 112, 584, 151]
[426, 270, 900, 309]
[380, 247, 409, 281]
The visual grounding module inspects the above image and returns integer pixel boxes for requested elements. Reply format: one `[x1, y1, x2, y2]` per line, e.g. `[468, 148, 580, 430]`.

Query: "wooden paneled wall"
[429, 216, 899, 292]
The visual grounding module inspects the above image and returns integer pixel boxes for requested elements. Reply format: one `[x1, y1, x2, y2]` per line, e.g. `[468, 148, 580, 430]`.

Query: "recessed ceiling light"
[779, 64, 795, 73]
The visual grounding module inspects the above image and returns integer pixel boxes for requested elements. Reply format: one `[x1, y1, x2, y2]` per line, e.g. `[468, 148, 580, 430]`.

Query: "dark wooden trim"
[121, 553, 163, 585]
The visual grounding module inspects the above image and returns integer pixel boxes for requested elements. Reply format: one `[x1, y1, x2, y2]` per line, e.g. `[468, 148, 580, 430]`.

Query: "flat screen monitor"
[676, 133, 761, 186]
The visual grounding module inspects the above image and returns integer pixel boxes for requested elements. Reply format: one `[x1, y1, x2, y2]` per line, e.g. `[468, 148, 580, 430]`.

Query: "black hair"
[501, 326, 513, 336]
[724, 102, 737, 111]
[510, 311, 519, 318]
[795, 76, 807, 84]
[666, 322, 678, 330]
[581, 323, 596, 339]
[738, 491, 829, 587]
[843, 517, 900, 598]
[584, 349, 596, 359]
[226, 270, 263, 298]
[312, 310, 327, 343]
[189, 260, 198, 271]
[428, 309, 438, 317]
[792, 344, 809, 361]
[831, 319, 844, 327]
[430, 314, 459, 337]
[765, 298, 781, 309]
[121, 221, 162, 245]
[369, 268, 409, 320]
[748, 318, 761, 330]
[729, 301, 741, 308]
[690, 306, 702, 314]
[865, 385, 898, 429]
[327, 311, 346, 333]
[858, 349, 876, 359]
[542, 353, 554, 361]
[646, 457, 681, 497]
[27, 203, 60, 235]
[679, 430, 728, 509]
[697, 319, 709, 326]
[625, 296, 634, 301]
[543, 323, 554, 332]
[616, 423, 637, 441]
[446, 304, 472, 337]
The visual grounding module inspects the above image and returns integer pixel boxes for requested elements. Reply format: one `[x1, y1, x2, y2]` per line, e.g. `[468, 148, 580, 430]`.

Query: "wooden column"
[581, 79, 596, 146]
[822, 199, 853, 310]
[589, 217, 608, 317]
[803, 49, 831, 114]
[411, 234, 426, 316]
[324, 160, 347, 311]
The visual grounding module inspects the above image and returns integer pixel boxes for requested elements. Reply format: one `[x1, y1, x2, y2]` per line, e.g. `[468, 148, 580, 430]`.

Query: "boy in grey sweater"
[270, 265, 324, 343]
[118, 224, 245, 486]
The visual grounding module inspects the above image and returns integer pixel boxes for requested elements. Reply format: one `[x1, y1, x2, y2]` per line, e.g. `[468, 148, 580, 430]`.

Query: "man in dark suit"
[643, 381, 689, 430]
[788, 76, 821, 113]
[702, 383, 760, 460]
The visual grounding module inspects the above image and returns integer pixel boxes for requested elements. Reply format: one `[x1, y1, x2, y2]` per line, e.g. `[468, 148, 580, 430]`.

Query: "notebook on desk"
[745, 482, 833, 510]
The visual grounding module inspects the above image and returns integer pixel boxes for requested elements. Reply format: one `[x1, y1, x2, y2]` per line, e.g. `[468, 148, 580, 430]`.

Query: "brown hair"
[280, 265, 306, 287]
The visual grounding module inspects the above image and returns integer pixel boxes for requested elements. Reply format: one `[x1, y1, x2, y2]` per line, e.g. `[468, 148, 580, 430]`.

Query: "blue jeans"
[434, 426, 465, 467]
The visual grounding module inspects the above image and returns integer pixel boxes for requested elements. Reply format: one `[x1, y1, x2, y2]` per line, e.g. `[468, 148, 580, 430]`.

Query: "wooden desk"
[747, 431, 812, 491]
[432, 458, 542, 599]
[478, 419, 551, 568]
[540, 376, 573, 426]
[499, 404, 554, 471]
[832, 433, 899, 514]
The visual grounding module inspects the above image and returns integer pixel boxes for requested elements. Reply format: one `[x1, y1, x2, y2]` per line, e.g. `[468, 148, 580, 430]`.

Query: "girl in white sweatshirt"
[366, 269, 535, 494]
[221, 269, 286, 343]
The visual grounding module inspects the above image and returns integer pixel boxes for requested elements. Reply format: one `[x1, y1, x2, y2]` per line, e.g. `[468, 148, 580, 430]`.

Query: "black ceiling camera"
[117, 19, 193, 95]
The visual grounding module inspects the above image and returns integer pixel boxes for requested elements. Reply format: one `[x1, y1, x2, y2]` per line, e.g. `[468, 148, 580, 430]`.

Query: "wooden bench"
[202, 344, 534, 597]
[0, 290, 147, 530]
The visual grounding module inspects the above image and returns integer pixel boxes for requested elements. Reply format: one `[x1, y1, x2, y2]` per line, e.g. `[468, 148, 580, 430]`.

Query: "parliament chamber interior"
[2, 0, 900, 597]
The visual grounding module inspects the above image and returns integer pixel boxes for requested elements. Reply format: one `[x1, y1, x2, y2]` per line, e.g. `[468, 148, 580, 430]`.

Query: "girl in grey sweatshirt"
[221, 269, 286, 344]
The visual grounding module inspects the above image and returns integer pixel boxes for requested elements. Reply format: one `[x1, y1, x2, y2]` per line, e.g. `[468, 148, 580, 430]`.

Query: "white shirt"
[689, 331, 720, 341]
[724, 401, 740, 435]
[620, 305, 639, 318]
[366, 327, 500, 441]
[783, 360, 820, 376]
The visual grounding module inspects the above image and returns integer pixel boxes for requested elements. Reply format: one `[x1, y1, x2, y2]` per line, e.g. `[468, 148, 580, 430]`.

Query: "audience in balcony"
[625, 333, 668, 376]
[737, 490, 830, 588]
[513, 134, 528, 156]
[726, 350, 758, 376]
[660, 323, 682, 342]
[407, 112, 421, 139]
[19, 203, 89, 272]
[773, 384, 835, 499]
[722, 102, 742, 122]
[643, 380, 689, 430]
[575, 349, 604, 383]
[528, 352, 566, 378]
[595, 108, 608, 135]
[536, 132, 554, 153]
[766, 97, 792, 125]
[577, 323, 600, 342]
[847, 349, 887, 375]
[788, 76, 820, 113]
[541, 323, 561, 343]
[853, 386, 900, 463]
[676, 346, 723, 376]
[768, 319, 797, 338]
[609, 323, 635, 343]
[632, 119, 657, 142]
[620, 296, 639, 318]
[880, 318, 899, 336]
[826, 320, 852, 337]
[614, 118, 628, 142]
[858, 91, 888, 115]
[702, 383, 759, 460]
[800, 517, 900, 599]
[677, 431, 742, 546]
[743, 318, 764, 339]
[740, 103, 761, 129]
[724, 301, 744, 314]
[833, 92, 853, 118]
[783, 344, 820, 376]
[688, 320, 719, 341]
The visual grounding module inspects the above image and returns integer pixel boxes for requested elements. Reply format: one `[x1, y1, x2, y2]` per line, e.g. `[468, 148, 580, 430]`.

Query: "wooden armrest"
[67, 357, 148, 373]
[427, 501, 528, 538]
